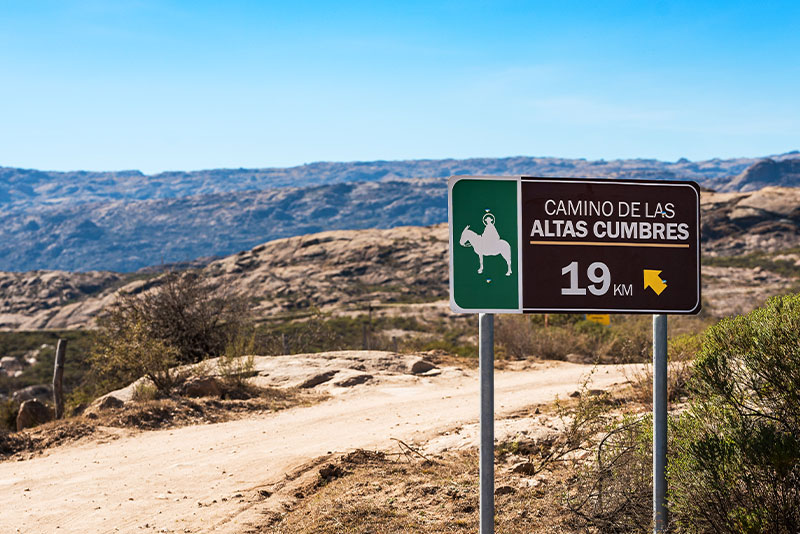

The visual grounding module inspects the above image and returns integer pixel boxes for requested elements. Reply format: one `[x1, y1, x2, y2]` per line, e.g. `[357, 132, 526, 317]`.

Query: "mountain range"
[1, 153, 798, 272]
[3, 184, 800, 331]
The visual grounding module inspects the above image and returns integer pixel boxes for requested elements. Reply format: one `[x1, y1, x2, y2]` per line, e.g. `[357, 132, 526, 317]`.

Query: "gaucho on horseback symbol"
[459, 211, 513, 276]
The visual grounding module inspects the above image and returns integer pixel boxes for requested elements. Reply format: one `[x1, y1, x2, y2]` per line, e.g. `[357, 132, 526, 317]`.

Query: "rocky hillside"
[2, 154, 799, 272]
[2, 186, 800, 330]
[0, 270, 121, 315]
[720, 158, 800, 193]
[702, 186, 800, 256]
[0, 179, 447, 272]
[0, 224, 450, 330]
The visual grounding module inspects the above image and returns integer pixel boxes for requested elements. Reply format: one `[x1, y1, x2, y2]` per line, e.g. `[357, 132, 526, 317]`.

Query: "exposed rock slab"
[16, 399, 53, 431]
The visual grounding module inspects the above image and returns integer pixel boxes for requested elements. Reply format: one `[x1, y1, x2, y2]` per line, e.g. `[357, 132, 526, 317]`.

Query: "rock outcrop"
[701, 186, 800, 256]
[16, 399, 53, 431]
[721, 158, 800, 193]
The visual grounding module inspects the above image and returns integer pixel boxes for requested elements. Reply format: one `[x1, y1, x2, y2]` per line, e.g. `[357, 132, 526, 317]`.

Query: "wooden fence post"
[53, 339, 67, 419]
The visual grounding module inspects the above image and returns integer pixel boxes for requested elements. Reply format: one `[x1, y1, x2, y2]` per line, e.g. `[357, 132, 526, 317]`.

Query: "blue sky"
[1, 1, 798, 173]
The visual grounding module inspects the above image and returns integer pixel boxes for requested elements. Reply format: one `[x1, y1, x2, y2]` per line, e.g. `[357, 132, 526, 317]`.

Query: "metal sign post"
[479, 313, 495, 533]
[653, 314, 668, 532]
[447, 175, 699, 534]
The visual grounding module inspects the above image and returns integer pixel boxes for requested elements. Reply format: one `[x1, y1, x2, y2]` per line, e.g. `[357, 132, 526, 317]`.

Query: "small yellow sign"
[585, 314, 611, 326]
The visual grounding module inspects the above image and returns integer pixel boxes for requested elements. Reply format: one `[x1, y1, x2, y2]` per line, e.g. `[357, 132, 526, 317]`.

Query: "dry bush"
[624, 332, 701, 407]
[89, 272, 252, 397]
[600, 315, 652, 363]
[217, 331, 256, 389]
[106, 272, 250, 365]
[496, 315, 536, 359]
[495, 314, 656, 363]
[495, 317, 599, 361]
[565, 415, 652, 533]
[131, 381, 159, 402]
[255, 311, 343, 355]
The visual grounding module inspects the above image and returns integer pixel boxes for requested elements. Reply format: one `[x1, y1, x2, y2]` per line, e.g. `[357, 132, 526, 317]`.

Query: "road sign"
[449, 176, 700, 314]
[585, 314, 611, 326]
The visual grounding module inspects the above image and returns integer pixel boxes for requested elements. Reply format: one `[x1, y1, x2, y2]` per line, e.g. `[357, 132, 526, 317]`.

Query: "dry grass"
[621, 332, 702, 408]
[254, 388, 647, 534]
[259, 448, 577, 534]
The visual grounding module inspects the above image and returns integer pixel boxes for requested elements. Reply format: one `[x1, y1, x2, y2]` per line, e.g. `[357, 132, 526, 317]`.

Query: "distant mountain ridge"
[3, 152, 798, 212]
[0, 179, 448, 272]
[1, 153, 798, 272]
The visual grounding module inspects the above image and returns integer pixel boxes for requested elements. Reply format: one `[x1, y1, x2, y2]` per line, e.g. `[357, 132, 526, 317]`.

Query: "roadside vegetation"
[703, 247, 800, 279]
[262, 293, 800, 533]
[0, 272, 321, 455]
[3, 271, 799, 532]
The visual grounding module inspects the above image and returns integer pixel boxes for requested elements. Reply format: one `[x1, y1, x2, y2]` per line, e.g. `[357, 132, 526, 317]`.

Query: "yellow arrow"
[644, 269, 668, 296]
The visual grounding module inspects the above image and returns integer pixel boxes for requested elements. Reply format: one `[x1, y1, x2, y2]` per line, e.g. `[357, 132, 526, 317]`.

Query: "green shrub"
[91, 319, 182, 395]
[670, 293, 800, 533]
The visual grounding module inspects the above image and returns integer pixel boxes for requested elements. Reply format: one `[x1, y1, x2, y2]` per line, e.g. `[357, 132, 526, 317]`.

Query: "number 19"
[561, 261, 611, 296]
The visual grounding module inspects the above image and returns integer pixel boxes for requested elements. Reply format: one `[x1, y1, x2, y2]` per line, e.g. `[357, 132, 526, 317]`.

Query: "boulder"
[180, 377, 222, 398]
[12, 384, 52, 404]
[0, 356, 23, 374]
[495, 485, 516, 496]
[16, 399, 53, 431]
[298, 370, 338, 389]
[334, 374, 373, 387]
[409, 359, 437, 375]
[565, 353, 588, 364]
[84, 395, 124, 416]
[511, 462, 537, 476]
[96, 395, 124, 411]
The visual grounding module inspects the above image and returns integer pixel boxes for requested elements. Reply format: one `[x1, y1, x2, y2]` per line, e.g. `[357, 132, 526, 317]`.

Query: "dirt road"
[1, 360, 631, 533]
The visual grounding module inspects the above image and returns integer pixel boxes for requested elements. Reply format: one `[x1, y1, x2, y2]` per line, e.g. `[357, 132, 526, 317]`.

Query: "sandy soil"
[1, 359, 633, 534]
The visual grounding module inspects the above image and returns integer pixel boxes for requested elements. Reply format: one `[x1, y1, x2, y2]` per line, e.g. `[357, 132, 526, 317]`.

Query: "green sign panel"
[449, 177, 520, 312]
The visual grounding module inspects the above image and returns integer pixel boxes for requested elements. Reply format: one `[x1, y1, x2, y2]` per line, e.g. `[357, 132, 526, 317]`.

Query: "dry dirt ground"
[0, 353, 636, 534]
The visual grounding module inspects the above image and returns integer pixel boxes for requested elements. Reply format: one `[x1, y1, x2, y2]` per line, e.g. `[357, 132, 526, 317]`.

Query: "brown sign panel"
[521, 177, 700, 314]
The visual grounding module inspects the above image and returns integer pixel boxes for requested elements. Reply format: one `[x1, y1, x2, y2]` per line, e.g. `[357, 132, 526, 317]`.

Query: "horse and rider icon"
[458, 211, 513, 276]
